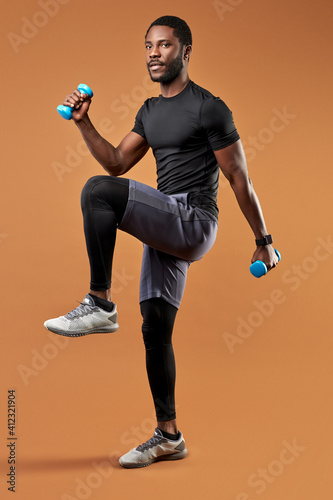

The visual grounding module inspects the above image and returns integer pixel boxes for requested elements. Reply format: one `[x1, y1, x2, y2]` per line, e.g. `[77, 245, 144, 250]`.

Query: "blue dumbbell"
[57, 84, 93, 120]
[250, 249, 281, 278]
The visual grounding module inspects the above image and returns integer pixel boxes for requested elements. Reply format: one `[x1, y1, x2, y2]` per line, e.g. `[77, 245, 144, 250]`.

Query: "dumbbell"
[57, 84, 93, 120]
[250, 249, 281, 278]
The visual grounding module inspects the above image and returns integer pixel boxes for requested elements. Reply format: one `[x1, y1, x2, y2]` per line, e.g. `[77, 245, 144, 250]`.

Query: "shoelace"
[136, 434, 164, 452]
[65, 302, 94, 320]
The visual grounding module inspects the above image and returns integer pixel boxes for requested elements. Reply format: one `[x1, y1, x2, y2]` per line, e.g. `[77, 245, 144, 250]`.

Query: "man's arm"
[214, 139, 278, 270]
[62, 88, 150, 176]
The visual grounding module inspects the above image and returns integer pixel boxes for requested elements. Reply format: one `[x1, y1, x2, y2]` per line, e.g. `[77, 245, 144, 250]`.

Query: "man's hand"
[61, 88, 92, 122]
[251, 245, 279, 272]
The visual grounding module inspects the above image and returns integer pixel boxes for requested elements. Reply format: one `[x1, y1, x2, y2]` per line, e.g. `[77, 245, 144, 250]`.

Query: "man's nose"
[149, 45, 161, 58]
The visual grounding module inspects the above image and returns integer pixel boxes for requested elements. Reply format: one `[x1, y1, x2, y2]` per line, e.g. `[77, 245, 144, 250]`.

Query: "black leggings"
[141, 298, 178, 422]
[81, 176, 178, 422]
[81, 175, 129, 291]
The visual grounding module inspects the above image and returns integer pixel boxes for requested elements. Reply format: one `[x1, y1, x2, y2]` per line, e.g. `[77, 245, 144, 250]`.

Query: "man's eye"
[145, 45, 152, 50]
[162, 43, 170, 47]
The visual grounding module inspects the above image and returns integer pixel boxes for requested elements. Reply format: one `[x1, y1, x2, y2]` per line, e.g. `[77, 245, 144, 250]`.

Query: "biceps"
[115, 131, 149, 174]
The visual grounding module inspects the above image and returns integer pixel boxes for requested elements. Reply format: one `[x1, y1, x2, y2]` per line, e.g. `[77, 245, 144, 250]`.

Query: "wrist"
[74, 114, 91, 128]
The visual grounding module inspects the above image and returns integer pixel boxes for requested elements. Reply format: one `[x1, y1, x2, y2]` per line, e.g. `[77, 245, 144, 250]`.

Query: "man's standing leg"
[141, 298, 178, 434]
[119, 247, 189, 468]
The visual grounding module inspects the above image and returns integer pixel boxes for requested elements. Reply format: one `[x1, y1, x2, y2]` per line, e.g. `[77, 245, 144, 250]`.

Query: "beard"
[148, 49, 184, 84]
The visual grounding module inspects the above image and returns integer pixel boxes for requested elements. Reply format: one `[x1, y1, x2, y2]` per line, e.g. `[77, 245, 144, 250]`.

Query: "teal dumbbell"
[57, 84, 93, 120]
[250, 249, 281, 278]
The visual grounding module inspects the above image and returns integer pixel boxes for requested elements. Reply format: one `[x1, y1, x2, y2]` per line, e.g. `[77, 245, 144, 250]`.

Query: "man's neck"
[159, 74, 190, 98]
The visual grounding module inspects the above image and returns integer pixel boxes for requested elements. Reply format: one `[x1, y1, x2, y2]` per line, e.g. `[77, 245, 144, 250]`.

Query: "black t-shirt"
[132, 80, 240, 218]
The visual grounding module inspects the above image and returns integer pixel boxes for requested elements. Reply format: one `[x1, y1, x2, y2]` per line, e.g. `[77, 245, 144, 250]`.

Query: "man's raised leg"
[44, 176, 129, 336]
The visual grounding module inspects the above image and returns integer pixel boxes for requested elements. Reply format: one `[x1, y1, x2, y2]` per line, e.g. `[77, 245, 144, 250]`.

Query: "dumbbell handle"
[57, 84, 93, 120]
[250, 249, 281, 278]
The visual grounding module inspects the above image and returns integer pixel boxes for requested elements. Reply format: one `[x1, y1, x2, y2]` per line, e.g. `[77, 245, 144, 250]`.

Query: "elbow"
[104, 152, 126, 176]
[99, 161, 124, 177]
[107, 165, 124, 177]
[230, 173, 252, 194]
[105, 148, 129, 176]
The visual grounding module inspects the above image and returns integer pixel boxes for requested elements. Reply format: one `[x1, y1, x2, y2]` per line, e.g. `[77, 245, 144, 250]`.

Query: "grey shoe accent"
[136, 432, 167, 452]
[174, 441, 186, 452]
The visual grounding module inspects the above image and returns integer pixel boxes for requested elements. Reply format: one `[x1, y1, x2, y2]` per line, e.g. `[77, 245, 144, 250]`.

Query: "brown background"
[1, 0, 332, 498]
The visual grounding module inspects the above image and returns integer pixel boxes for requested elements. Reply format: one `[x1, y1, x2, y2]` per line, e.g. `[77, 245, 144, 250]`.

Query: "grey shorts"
[118, 179, 218, 308]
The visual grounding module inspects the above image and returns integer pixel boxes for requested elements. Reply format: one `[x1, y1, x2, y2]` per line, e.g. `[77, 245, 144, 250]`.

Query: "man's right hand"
[61, 89, 92, 121]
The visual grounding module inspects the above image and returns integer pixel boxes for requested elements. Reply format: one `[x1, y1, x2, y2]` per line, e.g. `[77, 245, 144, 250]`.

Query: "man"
[44, 16, 278, 468]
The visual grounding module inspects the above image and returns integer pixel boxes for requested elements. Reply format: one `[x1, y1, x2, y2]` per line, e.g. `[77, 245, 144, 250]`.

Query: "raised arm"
[61, 88, 150, 176]
[214, 139, 278, 271]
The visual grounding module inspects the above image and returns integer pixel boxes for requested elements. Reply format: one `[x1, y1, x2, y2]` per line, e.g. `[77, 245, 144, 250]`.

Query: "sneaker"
[119, 428, 188, 469]
[44, 294, 119, 337]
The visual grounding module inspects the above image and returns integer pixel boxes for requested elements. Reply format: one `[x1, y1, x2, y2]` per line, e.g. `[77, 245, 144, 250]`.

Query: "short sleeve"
[200, 97, 240, 150]
[132, 104, 146, 139]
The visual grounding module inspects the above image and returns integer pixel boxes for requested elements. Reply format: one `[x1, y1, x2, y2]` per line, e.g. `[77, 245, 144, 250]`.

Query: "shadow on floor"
[0, 454, 121, 473]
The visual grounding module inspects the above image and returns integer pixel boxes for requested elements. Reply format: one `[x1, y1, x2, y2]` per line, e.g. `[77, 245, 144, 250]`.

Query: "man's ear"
[184, 45, 192, 60]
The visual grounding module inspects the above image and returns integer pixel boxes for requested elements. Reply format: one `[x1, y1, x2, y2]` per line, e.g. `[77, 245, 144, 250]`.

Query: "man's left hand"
[251, 245, 279, 272]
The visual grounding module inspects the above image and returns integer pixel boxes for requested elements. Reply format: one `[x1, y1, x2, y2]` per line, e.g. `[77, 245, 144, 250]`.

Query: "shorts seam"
[118, 198, 134, 230]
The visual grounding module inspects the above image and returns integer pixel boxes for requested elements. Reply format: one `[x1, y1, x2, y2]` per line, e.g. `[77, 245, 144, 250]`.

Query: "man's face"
[145, 25, 185, 84]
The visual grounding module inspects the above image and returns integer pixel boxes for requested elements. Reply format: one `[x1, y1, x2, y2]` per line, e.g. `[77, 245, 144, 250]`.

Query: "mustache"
[148, 60, 165, 67]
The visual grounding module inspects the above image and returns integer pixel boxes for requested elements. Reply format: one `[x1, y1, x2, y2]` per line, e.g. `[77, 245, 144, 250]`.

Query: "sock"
[158, 429, 180, 441]
[89, 294, 114, 312]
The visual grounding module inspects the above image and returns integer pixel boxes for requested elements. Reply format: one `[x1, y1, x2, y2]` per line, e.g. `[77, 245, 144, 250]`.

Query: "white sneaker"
[44, 294, 119, 337]
[119, 428, 188, 469]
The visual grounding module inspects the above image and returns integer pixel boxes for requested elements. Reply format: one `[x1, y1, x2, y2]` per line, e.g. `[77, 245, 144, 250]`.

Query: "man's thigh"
[118, 179, 218, 261]
[139, 245, 190, 309]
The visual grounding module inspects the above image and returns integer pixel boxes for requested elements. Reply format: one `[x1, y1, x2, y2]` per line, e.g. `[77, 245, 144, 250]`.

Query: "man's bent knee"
[81, 175, 113, 211]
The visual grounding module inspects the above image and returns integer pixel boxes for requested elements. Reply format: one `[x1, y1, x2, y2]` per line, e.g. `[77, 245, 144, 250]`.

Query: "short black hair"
[145, 15, 192, 47]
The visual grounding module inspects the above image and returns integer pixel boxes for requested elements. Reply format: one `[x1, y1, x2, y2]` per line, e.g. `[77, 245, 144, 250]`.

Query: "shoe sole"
[119, 448, 188, 469]
[44, 323, 119, 337]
